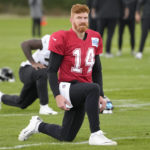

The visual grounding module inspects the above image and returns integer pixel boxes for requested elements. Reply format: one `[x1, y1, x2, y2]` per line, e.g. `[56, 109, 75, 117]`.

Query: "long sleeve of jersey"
[92, 55, 104, 97]
[48, 51, 63, 97]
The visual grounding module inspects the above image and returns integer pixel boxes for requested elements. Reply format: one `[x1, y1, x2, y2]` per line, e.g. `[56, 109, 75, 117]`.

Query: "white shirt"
[21, 35, 50, 67]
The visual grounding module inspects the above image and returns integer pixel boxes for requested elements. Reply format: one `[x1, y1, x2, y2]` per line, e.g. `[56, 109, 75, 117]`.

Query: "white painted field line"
[6, 87, 150, 94]
[109, 99, 150, 108]
[104, 87, 150, 92]
[0, 113, 38, 117]
[1, 136, 150, 149]
[113, 136, 150, 140]
[112, 99, 137, 102]
[0, 112, 62, 117]
[1, 102, 150, 117]
[114, 103, 150, 108]
[0, 141, 88, 150]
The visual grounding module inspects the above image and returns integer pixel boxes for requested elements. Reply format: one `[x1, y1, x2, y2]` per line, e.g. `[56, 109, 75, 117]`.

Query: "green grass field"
[0, 15, 150, 150]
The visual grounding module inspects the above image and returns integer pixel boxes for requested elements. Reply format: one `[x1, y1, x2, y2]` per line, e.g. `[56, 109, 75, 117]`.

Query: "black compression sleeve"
[48, 51, 63, 97]
[92, 55, 104, 97]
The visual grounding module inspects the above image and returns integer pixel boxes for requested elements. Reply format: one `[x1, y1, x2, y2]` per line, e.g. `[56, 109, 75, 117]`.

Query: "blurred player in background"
[29, 0, 43, 37]
[135, 0, 150, 59]
[91, 0, 129, 58]
[0, 35, 57, 115]
[117, 0, 137, 56]
[86, 0, 97, 31]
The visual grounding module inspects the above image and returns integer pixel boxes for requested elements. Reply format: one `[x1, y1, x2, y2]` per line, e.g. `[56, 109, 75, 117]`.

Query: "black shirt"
[92, 0, 127, 19]
[121, 0, 137, 19]
[136, 0, 150, 18]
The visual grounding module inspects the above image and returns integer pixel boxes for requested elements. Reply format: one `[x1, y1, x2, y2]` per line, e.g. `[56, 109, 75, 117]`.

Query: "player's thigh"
[107, 19, 117, 36]
[141, 19, 149, 34]
[19, 66, 34, 83]
[32, 67, 48, 81]
[97, 18, 106, 35]
[19, 83, 38, 108]
[70, 82, 99, 107]
[19, 66, 48, 83]
[128, 20, 135, 34]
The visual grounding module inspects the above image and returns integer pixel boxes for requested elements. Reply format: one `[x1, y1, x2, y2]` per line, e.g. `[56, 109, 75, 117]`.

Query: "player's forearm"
[92, 55, 104, 97]
[48, 51, 63, 97]
[21, 39, 42, 64]
[48, 72, 60, 97]
[21, 41, 35, 64]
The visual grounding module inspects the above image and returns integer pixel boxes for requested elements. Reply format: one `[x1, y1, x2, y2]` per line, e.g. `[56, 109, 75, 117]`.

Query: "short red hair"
[71, 4, 90, 16]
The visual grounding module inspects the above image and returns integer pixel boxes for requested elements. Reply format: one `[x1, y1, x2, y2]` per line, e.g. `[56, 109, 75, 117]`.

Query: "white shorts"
[59, 82, 73, 109]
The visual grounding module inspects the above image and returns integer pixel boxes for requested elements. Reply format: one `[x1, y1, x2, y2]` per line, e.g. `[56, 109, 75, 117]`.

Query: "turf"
[0, 15, 150, 150]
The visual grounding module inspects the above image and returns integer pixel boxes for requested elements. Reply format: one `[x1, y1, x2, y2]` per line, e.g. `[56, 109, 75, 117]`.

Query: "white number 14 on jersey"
[71, 48, 95, 73]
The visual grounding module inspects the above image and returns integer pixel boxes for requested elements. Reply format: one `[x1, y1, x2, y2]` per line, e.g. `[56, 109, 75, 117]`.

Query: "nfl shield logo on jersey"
[91, 38, 99, 47]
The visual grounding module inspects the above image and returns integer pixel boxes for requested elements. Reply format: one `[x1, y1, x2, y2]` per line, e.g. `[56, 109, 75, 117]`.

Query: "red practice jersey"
[49, 28, 103, 83]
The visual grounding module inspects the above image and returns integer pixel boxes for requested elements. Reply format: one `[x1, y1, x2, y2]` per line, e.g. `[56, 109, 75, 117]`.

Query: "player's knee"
[20, 105, 28, 109]
[60, 133, 75, 142]
[65, 138, 74, 142]
[63, 136, 75, 142]
[91, 83, 100, 93]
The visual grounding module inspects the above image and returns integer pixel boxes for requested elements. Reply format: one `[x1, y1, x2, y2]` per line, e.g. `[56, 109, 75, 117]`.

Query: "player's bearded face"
[72, 13, 89, 33]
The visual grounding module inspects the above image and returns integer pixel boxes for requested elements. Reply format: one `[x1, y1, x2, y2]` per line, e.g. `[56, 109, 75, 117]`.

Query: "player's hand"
[99, 96, 106, 113]
[91, 8, 96, 18]
[123, 7, 129, 19]
[55, 95, 71, 111]
[31, 62, 46, 70]
[135, 11, 141, 23]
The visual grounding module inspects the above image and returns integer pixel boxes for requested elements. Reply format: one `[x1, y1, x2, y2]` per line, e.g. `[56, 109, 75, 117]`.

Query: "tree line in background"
[0, 0, 86, 15]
